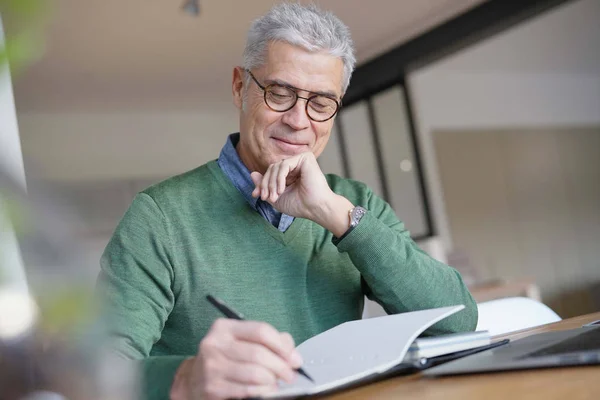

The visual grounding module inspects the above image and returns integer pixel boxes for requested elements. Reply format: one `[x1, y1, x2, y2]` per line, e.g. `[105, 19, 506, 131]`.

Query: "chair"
[476, 297, 561, 336]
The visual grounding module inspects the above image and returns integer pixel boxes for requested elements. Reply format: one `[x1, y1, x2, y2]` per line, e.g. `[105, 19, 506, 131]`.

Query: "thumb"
[250, 171, 263, 198]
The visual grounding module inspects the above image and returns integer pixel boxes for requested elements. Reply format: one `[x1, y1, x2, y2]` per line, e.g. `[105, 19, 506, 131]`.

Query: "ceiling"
[9, 0, 486, 113]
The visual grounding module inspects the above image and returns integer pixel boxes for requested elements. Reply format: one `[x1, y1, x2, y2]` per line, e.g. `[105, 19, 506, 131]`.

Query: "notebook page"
[267, 305, 465, 398]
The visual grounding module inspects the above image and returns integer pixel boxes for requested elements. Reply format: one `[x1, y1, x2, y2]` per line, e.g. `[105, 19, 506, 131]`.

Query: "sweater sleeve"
[97, 192, 184, 399]
[333, 189, 478, 335]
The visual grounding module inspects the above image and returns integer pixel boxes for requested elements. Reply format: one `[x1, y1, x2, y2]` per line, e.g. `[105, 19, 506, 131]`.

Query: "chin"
[267, 154, 289, 165]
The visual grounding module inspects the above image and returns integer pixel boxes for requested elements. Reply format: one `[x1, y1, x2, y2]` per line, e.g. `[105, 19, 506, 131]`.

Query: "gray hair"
[242, 2, 356, 94]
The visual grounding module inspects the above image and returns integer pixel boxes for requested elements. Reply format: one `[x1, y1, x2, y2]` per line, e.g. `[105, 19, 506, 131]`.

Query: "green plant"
[0, 0, 47, 73]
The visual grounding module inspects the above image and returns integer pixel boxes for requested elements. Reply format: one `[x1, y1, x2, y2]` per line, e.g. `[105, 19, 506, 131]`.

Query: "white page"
[267, 305, 465, 398]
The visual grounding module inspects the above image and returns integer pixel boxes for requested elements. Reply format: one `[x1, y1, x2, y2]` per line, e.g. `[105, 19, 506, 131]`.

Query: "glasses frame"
[245, 69, 340, 122]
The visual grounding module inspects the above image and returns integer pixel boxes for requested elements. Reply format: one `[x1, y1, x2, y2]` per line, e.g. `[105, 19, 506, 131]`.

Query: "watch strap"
[332, 206, 367, 245]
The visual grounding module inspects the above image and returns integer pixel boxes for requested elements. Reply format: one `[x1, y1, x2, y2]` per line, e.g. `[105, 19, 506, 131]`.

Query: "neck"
[235, 139, 265, 174]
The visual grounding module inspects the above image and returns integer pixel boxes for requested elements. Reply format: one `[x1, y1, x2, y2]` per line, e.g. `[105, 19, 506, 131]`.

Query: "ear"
[232, 67, 245, 110]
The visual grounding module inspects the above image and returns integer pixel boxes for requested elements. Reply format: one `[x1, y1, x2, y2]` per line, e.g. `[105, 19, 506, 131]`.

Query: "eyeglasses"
[245, 69, 340, 122]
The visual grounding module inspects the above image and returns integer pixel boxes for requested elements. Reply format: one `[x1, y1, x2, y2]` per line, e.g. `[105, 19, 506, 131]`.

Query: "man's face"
[232, 41, 344, 174]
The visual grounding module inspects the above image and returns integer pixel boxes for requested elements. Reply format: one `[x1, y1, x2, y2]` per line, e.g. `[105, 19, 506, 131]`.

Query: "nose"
[281, 99, 311, 131]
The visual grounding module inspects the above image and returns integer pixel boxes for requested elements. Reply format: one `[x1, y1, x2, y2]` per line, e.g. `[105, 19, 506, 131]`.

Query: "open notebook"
[266, 305, 465, 398]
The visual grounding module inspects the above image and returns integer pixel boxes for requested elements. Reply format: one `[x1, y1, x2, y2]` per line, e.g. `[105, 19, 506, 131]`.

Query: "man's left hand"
[250, 152, 353, 237]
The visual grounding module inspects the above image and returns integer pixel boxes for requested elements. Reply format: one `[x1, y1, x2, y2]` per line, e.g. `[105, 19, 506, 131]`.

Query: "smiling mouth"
[271, 137, 309, 154]
[272, 137, 306, 146]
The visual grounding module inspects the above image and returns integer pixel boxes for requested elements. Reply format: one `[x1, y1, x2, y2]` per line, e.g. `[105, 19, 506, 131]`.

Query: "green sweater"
[98, 160, 477, 399]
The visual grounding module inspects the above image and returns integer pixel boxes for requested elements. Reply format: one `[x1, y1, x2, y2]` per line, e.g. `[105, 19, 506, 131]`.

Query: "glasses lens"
[265, 85, 296, 111]
[307, 96, 338, 121]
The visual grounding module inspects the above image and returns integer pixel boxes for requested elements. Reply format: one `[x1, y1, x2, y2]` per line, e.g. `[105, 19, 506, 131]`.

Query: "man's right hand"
[169, 318, 303, 400]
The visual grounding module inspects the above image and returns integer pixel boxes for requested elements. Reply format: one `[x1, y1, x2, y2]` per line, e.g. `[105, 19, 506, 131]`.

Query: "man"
[98, 3, 477, 400]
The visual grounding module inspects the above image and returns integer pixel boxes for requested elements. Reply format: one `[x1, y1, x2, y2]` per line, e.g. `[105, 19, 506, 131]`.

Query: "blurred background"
[1, 0, 599, 397]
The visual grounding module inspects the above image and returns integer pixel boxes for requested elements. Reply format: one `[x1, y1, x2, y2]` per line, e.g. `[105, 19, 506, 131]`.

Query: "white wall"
[0, 15, 28, 291]
[408, 0, 600, 250]
[18, 111, 239, 181]
[434, 127, 600, 316]
[410, 72, 600, 249]
[411, 72, 600, 129]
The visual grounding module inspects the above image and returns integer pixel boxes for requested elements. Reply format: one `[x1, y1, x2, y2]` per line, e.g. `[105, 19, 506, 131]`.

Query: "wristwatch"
[349, 205, 367, 228]
[333, 205, 367, 245]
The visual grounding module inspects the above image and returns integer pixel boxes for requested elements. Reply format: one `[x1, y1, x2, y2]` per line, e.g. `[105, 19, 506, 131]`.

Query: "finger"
[278, 161, 291, 195]
[222, 359, 286, 387]
[268, 163, 280, 202]
[230, 321, 300, 364]
[225, 341, 296, 383]
[261, 165, 273, 201]
[284, 158, 302, 186]
[204, 378, 277, 400]
[227, 381, 278, 400]
[250, 172, 263, 198]
[279, 332, 302, 368]
[280, 332, 295, 347]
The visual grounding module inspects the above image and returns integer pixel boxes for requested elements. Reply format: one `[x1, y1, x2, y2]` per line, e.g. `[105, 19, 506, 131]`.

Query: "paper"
[267, 304, 465, 398]
[404, 330, 490, 361]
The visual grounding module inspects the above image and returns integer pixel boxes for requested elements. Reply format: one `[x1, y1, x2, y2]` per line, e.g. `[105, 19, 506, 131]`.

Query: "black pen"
[206, 295, 315, 383]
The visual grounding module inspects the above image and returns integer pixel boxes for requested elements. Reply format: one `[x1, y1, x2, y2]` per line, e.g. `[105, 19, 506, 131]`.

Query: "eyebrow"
[264, 78, 339, 99]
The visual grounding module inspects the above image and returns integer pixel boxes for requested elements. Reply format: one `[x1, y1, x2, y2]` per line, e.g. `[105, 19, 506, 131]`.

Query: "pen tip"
[299, 369, 315, 383]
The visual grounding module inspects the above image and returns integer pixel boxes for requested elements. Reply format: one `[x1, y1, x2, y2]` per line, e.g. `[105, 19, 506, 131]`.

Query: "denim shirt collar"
[217, 133, 294, 232]
[217, 133, 259, 209]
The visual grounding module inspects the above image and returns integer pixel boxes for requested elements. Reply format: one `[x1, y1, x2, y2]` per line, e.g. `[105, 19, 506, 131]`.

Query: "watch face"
[351, 206, 367, 226]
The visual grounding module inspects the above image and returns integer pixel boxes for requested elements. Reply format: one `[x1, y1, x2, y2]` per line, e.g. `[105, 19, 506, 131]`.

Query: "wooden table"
[317, 312, 600, 400]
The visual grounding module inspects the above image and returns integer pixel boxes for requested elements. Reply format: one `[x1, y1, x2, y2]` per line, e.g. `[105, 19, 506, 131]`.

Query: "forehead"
[261, 41, 344, 97]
